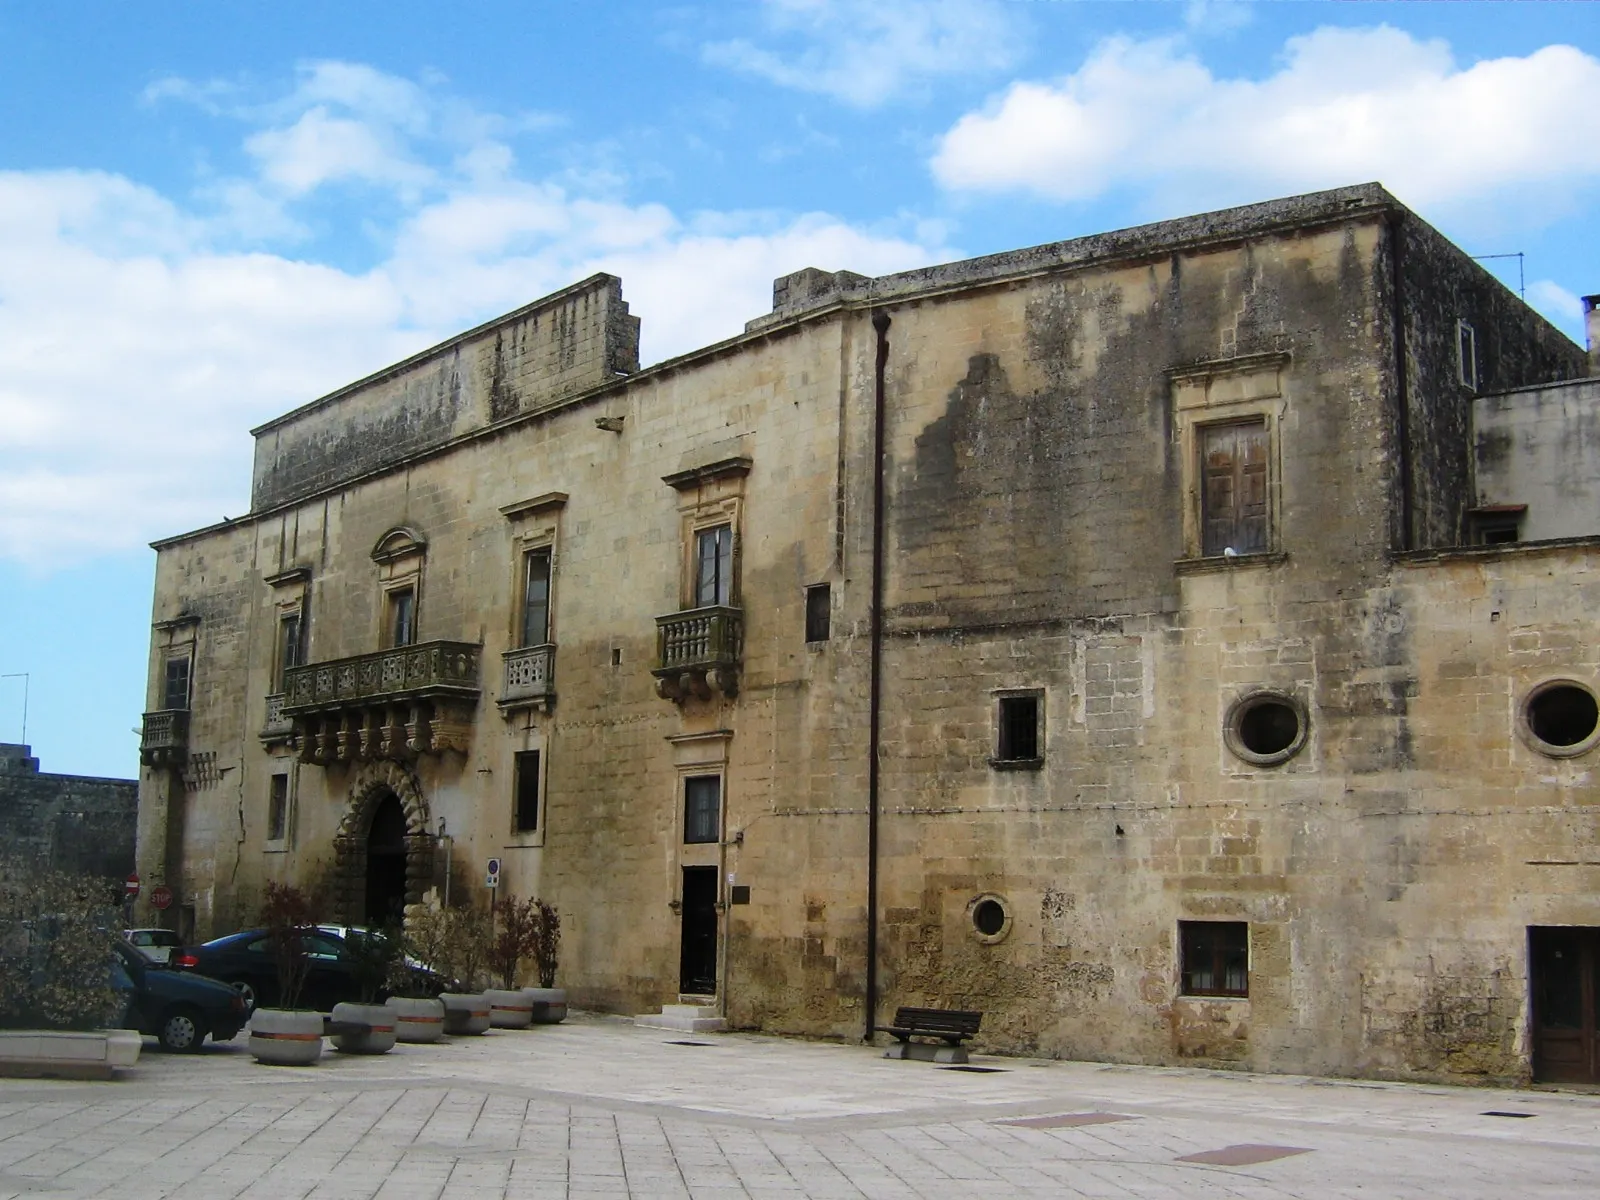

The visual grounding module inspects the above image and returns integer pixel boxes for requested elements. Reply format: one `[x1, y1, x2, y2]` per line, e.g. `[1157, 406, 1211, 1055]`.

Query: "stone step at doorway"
[633, 996, 726, 1034]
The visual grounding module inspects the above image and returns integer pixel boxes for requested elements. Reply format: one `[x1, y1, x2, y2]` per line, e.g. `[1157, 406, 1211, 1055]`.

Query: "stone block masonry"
[0, 744, 137, 878]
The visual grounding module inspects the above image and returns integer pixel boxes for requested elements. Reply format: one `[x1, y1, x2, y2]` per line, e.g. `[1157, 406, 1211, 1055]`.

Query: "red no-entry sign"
[123, 873, 140, 900]
[150, 885, 174, 911]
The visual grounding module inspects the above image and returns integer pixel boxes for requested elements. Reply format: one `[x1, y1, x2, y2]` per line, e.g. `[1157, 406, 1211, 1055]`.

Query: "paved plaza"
[2, 1013, 1597, 1199]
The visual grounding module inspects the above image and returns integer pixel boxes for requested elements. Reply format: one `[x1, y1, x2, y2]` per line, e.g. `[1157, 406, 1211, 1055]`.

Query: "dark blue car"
[111, 939, 248, 1052]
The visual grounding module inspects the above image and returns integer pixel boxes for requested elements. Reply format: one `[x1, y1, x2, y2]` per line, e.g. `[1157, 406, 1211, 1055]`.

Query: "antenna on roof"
[1471, 252, 1525, 300]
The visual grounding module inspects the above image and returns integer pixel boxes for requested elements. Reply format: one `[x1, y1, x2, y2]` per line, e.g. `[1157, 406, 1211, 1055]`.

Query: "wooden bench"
[878, 1006, 983, 1064]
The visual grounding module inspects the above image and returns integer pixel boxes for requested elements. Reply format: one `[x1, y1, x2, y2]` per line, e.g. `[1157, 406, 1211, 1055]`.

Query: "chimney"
[1586, 295, 1600, 376]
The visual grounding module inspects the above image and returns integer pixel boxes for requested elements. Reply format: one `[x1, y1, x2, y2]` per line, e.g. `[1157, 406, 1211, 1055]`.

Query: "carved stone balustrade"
[653, 606, 742, 703]
[500, 643, 556, 713]
[282, 641, 481, 764]
[260, 692, 294, 744]
[140, 709, 190, 768]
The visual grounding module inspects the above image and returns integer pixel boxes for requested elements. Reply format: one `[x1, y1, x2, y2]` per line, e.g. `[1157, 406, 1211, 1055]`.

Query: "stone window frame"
[500, 492, 567, 651]
[663, 456, 750, 613]
[509, 745, 545, 846]
[151, 615, 199, 713]
[968, 893, 1013, 945]
[1179, 919, 1250, 999]
[666, 729, 733, 900]
[682, 773, 723, 846]
[990, 687, 1045, 771]
[263, 567, 311, 720]
[265, 767, 295, 853]
[804, 582, 832, 645]
[1518, 677, 1600, 760]
[372, 527, 426, 649]
[1457, 319, 1479, 391]
[1170, 353, 1291, 568]
[1223, 689, 1310, 768]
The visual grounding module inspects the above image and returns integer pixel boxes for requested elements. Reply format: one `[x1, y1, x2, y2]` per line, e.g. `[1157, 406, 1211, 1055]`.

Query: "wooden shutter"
[1201, 421, 1268, 556]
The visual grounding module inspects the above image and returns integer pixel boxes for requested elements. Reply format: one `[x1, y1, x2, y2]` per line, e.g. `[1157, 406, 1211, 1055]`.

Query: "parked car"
[171, 926, 450, 1011]
[110, 939, 248, 1052]
[124, 928, 182, 963]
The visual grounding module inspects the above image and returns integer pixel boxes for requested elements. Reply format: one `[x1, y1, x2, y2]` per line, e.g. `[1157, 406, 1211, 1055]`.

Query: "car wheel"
[158, 1006, 207, 1053]
[228, 979, 258, 1010]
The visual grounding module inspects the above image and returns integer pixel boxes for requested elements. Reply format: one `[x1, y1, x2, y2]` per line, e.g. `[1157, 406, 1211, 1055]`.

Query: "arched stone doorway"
[332, 762, 434, 924]
[365, 792, 410, 924]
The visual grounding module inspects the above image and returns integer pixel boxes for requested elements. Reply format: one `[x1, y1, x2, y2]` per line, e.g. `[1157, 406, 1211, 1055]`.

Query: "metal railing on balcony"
[282, 640, 482, 715]
[500, 643, 556, 709]
[140, 708, 190, 767]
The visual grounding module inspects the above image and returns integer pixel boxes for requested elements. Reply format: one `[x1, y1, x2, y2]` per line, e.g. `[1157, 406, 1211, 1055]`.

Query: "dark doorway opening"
[365, 792, 409, 926]
[679, 866, 718, 996]
[1530, 926, 1600, 1083]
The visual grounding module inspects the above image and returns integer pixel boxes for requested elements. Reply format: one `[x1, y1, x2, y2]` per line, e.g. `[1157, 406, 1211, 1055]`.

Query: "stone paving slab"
[0, 1013, 1596, 1198]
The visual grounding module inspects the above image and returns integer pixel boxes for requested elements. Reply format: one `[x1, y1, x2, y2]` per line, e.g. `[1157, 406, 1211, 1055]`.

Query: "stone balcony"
[282, 640, 481, 763]
[139, 709, 190, 768]
[653, 606, 742, 703]
[499, 643, 556, 713]
[260, 692, 294, 744]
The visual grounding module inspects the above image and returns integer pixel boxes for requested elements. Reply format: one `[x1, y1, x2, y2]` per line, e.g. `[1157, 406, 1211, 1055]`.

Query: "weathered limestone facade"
[138, 184, 1600, 1084]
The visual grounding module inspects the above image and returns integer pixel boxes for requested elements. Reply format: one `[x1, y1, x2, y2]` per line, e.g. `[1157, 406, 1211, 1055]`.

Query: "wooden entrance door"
[679, 867, 719, 996]
[1530, 926, 1600, 1083]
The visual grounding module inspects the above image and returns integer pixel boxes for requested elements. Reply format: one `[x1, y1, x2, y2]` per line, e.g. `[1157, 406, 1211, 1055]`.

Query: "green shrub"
[0, 860, 122, 1030]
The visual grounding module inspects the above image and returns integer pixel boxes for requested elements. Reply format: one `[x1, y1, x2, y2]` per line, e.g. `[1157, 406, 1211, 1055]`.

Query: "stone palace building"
[137, 183, 1600, 1084]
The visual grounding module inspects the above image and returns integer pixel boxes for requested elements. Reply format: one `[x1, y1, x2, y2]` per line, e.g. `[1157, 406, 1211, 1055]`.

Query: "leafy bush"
[398, 903, 488, 992]
[259, 881, 316, 1010]
[0, 860, 122, 1030]
[488, 897, 541, 988]
[532, 899, 561, 989]
[346, 924, 402, 1003]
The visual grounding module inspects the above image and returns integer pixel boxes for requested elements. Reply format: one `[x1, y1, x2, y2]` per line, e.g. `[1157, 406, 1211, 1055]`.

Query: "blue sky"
[2, 0, 1597, 776]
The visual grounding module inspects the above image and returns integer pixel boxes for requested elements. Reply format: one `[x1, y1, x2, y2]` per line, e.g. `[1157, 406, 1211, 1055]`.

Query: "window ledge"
[1178, 992, 1250, 1002]
[1175, 551, 1287, 576]
[503, 838, 543, 849]
[989, 756, 1044, 772]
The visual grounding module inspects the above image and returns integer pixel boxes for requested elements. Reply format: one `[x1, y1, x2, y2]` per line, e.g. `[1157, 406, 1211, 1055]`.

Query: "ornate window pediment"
[372, 527, 427, 564]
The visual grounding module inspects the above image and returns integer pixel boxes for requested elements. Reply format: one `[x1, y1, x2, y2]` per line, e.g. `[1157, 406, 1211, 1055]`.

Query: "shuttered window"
[695, 525, 733, 607]
[520, 549, 551, 647]
[1201, 421, 1269, 557]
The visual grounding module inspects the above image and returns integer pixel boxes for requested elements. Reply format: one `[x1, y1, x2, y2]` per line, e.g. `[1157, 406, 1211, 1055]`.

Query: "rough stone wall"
[1474, 378, 1600, 541]
[1394, 216, 1588, 551]
[0, 745, 137, 879]
[141, 186, 1600, 1084]
[249, 274, 639, 512]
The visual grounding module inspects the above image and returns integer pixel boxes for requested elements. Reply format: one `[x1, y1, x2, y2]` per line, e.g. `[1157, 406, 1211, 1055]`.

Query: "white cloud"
[703, 0, 1022, 107]
[1527, 279, 1588, 342]
[931, 26, 1600, 217]
[0, 71, 951, 568]
[245, 107, 434, 195]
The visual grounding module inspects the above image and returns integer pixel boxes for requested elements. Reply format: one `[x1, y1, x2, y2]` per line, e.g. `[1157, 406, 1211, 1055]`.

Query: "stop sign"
[123, 873, 140, 900]
[150, 885, 174, 911]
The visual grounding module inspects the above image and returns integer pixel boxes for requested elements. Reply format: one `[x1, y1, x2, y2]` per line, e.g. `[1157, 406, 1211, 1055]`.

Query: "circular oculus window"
[968, 894, 1012, 944]
[1521, 680, 1600, 758]
[1225, 692, 1308, 767]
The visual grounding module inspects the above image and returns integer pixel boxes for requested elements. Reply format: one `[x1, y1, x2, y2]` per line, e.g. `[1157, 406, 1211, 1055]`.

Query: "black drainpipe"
[865, 307, 890, 1042]
[1388, 212, 1414, 552]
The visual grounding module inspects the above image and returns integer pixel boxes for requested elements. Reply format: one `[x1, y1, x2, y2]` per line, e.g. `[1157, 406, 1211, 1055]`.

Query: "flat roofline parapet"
[250, 273, 631, 437]
[151, 183, 1465, 553]
[750, 183, 1399, 331]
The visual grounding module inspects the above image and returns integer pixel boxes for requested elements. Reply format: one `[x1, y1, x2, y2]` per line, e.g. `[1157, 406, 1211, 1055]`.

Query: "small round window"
[968, 894, 1011, 944]
[1522, 680, 1600, 758]
[1225, 692, 1307, 767]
